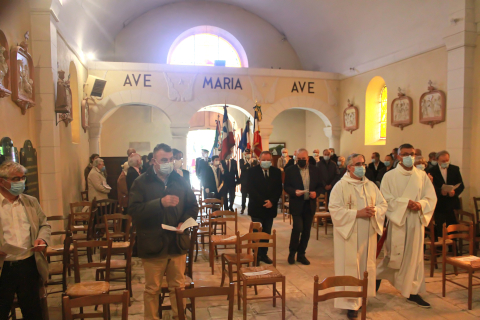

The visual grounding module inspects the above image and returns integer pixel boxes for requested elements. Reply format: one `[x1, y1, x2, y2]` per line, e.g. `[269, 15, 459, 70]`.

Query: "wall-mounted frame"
[10, 33, 35, 114]
[81, 98, 89, 133]
[391, 88, 413, 130]
[419, 80, 446, 128]
[268, 142, 286, 156]
[0, 30, 11, 98]
[343, 99, 359, 134]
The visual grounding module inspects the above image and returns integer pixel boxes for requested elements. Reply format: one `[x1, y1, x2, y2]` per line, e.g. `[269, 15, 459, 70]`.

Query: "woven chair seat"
[48, 262, 63, 275]
[446, 255, 480, 269]
[101, 241, 130, 249]
[314, 212, 330, 218]
[65, 281, 109, 298]
[239, 265, 282, 280]
[223, 253, 254, 264]
[211, 235, 236, 245]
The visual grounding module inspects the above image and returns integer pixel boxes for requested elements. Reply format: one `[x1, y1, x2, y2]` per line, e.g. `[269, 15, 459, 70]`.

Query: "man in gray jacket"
[0, 161, 51, 319]
[129, 143, 198, 320]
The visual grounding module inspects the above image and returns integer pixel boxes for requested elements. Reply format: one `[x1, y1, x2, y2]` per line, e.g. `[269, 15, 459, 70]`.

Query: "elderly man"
[87, 157, 111, 201]
[316, 149, 337, 196]
[277, 148, 290, 171]
[429, 150, 464, 238]
[127, 148, 136, 157]
[376, 144, 437, 308]
[313, 149, 321, 163]
[127, 153, 142, 192]
[129, 143, 198, 320]
[247, 151, 282, 264]
[376, 154, 394, 186]
[239, 149, 252, 214]
[426, 152, 437, 171]
[329, 148, 338, 164]
[368, 152, 386, 182]
[173, 149, 190, 187]
[0, 161, 51, 319]
[284, 148, 324, 265]
[329, 154, 387, 319]
[284, 149, 298, 170]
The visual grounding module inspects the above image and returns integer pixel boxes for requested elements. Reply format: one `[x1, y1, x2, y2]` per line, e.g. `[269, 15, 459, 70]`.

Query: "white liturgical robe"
[329, 172, 387, 310]
[376, 165, 437, 298]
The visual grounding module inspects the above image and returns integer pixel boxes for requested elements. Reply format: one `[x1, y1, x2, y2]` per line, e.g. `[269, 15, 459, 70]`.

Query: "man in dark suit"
[221, 153, 239, 211]
[316, 149, 337, 197]
[284, 150, 297, 170]
[429, 150, 464, 237]
[248, 151, 282, 264]
[367, 152, 386, 182]
[329, 148, 338, 164]
[173, 149, 190, 187]
[196, 149, 210, 198]
[202, 155, 223, 199]
[126, 153, 142, 192]
[426, 151, 437, 172]
[239, 149, 252, 214]
[284, 148, 324, 265]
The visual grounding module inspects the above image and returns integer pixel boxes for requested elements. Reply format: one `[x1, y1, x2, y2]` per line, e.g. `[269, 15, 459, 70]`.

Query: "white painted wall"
[114, 1, 302, 70]
[100, 105, 172, 156]
[306, 111, 329, 153]
[270, 110, 306, 152]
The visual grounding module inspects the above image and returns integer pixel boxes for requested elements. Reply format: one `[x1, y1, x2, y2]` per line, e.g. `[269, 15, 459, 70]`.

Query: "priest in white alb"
[376, 143, 437, 308]
[329, 153, 387, 319]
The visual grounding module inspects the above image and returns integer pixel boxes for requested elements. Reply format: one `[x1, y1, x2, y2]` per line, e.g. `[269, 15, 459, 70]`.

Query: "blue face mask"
[431, 160, 438, 166]
[402, 156, 414, 168]
[324, 156, 330, 161]
[7, 180, 25, 196]
[260, 161, 272, 169]
[384, 161, 391, 167]
[337, 161, 342, 166]
[440, 162, 450, 169]
[353, 166, 366, 178]
[160, 162, 174, 175]
[101, 166, 106, 172]
[416, 164, 425, 171]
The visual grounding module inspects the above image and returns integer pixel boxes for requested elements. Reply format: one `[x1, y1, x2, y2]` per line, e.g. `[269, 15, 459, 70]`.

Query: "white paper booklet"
[441, 183, 461, 193]
[162, 217, 198, 232]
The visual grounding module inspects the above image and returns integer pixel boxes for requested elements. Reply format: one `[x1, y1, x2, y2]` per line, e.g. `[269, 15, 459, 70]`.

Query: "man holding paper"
[129, 143, 198, 320]
[428, 150, 464, 238]
[376, 144, 437, 308]
[0, 161, 51, 319]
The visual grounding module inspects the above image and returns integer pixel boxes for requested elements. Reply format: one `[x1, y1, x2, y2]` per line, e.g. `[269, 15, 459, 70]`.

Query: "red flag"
[220, 105, 235, 160]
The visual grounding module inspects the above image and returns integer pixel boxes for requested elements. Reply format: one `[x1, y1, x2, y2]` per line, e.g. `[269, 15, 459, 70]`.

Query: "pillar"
[443, 0, 476, 209]
[171, 125, 190, 169]
[260, 125, 274, 153]
[324, 126, 341, 151]
[88, 122, 102, 155]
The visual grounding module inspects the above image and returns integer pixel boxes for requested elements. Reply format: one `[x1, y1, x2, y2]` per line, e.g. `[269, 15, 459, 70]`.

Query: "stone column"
[171, 125, 190, 169]
[324, 126, 341, 151]
[30, 5, 64, 217]
[88, 123, 102, 155]
[443, 0, 476, 209]
[260, 125, 273, 153]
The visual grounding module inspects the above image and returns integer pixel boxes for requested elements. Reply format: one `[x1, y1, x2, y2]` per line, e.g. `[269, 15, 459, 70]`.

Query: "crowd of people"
[0, 141, 465, 320]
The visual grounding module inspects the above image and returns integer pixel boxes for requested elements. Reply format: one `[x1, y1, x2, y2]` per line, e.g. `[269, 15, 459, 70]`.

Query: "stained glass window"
[379, 86, 387, 140]
[169, 33, 242, 68]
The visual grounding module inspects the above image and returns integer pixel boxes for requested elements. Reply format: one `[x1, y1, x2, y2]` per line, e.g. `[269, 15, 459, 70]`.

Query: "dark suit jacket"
[196, 158, 209, 179]
[284, 165, 324, 216]
[247, 166, 282, 219]
[126, 166, 141, 192]
[333, 167, 347, 186]
[330, 154, 338, 164]
[284, 158, 295, 170]
[181, 169, 191, 188]
[316, 158, 338, 187]
[239, 159, 251, 191]
[202, 165, 223, 197]
[376, 166, 393, 184]
[221, 159, 239, 188]
[430, 164, 464, 221]
[367, 161, 386, 181]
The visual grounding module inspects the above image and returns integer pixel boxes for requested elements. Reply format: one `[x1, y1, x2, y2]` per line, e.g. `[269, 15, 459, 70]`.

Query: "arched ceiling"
[53, 0, 449, 74]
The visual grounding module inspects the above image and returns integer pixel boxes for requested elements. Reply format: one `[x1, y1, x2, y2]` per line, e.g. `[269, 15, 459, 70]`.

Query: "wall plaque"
[20, 140, 39, 201]
[0, 137, 19, 165]
[391, 87, 413, 130]
[343, 99, 359, 134]
[10, 32, 35, 114]
[419, 80, 446, 128]
[0, 29, 11, 98]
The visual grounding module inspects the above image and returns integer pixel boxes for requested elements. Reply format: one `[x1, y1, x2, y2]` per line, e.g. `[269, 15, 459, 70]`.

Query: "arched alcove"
[365, 76, 387, 146]
[69, 61, 80, 144]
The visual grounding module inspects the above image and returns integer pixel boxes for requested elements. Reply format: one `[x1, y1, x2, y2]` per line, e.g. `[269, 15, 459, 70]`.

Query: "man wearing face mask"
[129, 143, 198, 320]
[221, 151, 239, 211]
[426, 152, 437, 171]
[277, 148, 291, 171]
[313, 149, 321, 163]
[316, 149, 337, 197]
[284, 148, 324, 265]
[376, 154, 394, 186]
[0, 161, 51, 319]
[202, 155, 224, 199]
[173, 149, 190, 187]
[239, 149, 252, 214]
[376, 144, 437, 308]
[126, 153, 142, 192]
[247, 151, 282, 264]
[284, 149, 297, 170]
[87, 157, 111, 201]
[428, 150, 464, 238]
[329, 154, 387, 319]
[196, 149, 210, 195]
[329, 148, 338, 164]
[367, 152, 385, 182]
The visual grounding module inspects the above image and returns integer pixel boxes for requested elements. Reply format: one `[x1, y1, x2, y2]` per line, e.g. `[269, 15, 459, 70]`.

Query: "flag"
[253, 104, 263, 157]
[238, 119, 250, 152]
[210, 119, 221, 157]
[220, 105, 235, 160]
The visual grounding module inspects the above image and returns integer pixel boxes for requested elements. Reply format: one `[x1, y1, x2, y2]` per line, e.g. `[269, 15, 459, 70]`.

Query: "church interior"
[1, 0, 480, 319]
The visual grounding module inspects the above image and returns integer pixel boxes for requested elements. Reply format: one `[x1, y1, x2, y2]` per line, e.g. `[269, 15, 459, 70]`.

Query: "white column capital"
[171, 125, 190, 138]
[260, 125, 273, 137]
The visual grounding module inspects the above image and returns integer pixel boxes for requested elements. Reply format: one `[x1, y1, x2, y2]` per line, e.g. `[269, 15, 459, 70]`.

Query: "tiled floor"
[43, 199, 480, 319]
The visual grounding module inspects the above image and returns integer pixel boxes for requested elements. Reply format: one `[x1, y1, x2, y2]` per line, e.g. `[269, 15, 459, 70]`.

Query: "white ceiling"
[54, 0, 449, 73]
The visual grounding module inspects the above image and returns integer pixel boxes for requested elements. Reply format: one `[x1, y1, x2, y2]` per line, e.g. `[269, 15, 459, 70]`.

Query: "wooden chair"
[314, 193, 330, 239]
[69, 201, 93, 241]
[209, 210, 238, 275]
[63, 239, 113, 319]
[313, 271, 368, 320]
[94, 199, 119, 239]
[159, 227, 197, 319]
[100, 214, 132, 260]
[45, 215, 70, 263]
[237, 230, 285, 320]
[81, 190, 88, 201]
[175, 283, 235, 320]
[281, 191, 291, 225]
[63, 290, 129, 320]
[442, 222, 480, 310]
[424, 218, 457, 277]
[202, 198, 225, 234]
[47, 231, 72, 294]
[455, 209, 480, 255]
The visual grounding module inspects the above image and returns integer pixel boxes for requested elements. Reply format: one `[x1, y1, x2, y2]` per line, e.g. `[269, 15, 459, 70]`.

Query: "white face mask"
[245, 154, 251, 159]
[282, 153, 287, 158]
[313, 153, 319, 157]
[213, 160, 219, 166]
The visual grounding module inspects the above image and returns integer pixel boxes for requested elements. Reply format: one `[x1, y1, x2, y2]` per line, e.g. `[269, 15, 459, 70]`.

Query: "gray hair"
[128, 153, 141, 167]
[0, 161, 27, 179]
[297, 148, 308, 156]
[92, 158, 104, 167]
[346, 153, 365, 166]
[281, 148, 288, 153]
[436, 150, 449, 160]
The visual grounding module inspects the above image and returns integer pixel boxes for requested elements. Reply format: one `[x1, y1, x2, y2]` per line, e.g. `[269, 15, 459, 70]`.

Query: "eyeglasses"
[352, 163, 366, 167]
[9, 176, 27, 182]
